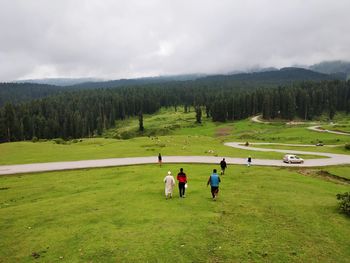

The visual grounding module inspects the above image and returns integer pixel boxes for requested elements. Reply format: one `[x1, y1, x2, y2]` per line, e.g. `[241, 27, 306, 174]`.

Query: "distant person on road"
[164, 171, 175, 199]
[220, 158, 227, 175]
[177, 168, 187, 198]
[207, 169, 221, 200]
[158, 153, 162, 167]
[247, 156, 252, 167]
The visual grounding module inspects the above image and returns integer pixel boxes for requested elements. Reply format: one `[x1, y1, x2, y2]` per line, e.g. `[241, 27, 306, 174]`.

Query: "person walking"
[158, 153, 162, 167]
[220, 158, 227, 175]
[247, 156, 252, 167]
[177, 168, 187, 198]
[164, 171, 175, 199]
[207, 169, 221, 200]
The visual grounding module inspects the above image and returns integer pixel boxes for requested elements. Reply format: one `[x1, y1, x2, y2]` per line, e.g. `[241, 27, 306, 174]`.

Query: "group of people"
[163, 168, 187, 199]
[163, 167, 221, 200]
[160, 155, 252, 200]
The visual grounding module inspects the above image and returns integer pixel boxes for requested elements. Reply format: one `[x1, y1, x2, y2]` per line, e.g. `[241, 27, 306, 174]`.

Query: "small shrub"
[336, 192, 350, 216]
[345, 143, 350, 150]
[31, 136, 38, 143]
[52, 138, 66, 145]
[119, 131, 136, 140]
[72, 139, 78, 143]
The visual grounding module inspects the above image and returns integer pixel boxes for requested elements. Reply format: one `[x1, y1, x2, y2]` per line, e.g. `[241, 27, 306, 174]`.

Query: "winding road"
[252, 115, 350, 136]
[1, 116, 349, 176]
[1, 142, 350, 175]
[307, 125, 350, 136]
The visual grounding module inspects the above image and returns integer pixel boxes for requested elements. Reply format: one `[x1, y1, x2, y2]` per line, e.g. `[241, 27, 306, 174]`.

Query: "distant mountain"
[1, 74, 205, 106]
[310, 61, 350, 80]
[1, 68, 343, 107]
[71, 74, 204, 89]
[14, 78, 104, 86]
[71, 68, 339, 89]
[198, 67, 341, 84]
[12, 74, 205, 88]
[0, 82, 60, 107]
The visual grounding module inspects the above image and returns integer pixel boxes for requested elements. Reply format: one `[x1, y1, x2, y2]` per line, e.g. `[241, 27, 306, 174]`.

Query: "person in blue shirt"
[207, 169, 221, 200]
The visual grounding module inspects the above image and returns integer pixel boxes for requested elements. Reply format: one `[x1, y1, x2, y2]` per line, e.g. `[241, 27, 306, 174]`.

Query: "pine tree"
[139, 111, 144, 131]
[195, 106, 202, 123]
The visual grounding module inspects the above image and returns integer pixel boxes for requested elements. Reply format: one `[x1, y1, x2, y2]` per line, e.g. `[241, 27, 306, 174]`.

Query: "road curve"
[1, 142, 350, 175]
[251, 115, 350, 136]
[251, 115, 270, 124]
[307, 126, 350, 136]
[224, 142, 350, 167]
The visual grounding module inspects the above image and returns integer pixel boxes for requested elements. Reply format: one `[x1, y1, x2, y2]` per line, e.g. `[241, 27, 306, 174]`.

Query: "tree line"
[0, 80, 349, 142]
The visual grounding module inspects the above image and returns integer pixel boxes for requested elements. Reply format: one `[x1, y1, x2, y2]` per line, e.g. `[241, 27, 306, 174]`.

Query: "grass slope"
[0, 164, 349, 262]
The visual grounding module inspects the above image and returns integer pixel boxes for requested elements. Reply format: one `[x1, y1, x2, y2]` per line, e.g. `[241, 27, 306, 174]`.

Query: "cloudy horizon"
[1, 0, 350, 81]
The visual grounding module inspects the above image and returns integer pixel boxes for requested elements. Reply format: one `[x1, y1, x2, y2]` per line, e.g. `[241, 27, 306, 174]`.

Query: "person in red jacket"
[177, 168, 187, 198]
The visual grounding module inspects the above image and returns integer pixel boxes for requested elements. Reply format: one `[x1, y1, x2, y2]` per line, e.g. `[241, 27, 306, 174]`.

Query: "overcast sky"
[0, 0, 349, 81]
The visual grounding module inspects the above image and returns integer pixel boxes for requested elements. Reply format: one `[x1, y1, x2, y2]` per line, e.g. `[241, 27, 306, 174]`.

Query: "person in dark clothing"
[247, 156, 252, 167]
[220, 158, 227, 175]
[158, 153, 162, 167]
[207, 169, 221, 200]
[177, 168, 187, 198]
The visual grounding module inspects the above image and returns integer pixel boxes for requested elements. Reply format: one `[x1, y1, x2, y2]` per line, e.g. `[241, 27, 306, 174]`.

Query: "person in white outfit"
[164, 171, 175, 199]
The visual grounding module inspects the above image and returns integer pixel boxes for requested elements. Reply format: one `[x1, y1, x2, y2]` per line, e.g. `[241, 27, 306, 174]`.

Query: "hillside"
[0, 82, 61, 107]
[0, 68, 344, 107]
[199, 67, 341, 84]
[310, 61, 350, 80]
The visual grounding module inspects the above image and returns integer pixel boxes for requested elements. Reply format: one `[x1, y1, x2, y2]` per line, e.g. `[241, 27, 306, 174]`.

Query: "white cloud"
[0, 0, 349, 81]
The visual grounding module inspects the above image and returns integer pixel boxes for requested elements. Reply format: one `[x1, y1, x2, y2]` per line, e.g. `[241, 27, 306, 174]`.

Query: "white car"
[283, 154, 304, 164]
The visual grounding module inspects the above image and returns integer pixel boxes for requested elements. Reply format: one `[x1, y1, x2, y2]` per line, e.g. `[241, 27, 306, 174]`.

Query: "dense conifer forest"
[0, 76, 349, 142]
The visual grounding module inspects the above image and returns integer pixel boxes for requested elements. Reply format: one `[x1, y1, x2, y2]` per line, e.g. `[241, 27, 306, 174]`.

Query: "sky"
[0, 0, 350, 81]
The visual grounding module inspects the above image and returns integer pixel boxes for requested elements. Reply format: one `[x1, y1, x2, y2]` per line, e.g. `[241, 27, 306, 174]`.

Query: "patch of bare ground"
[297, 168, 350, 185]
[286, 121, 318, 125]
[215, 127, 232, 137]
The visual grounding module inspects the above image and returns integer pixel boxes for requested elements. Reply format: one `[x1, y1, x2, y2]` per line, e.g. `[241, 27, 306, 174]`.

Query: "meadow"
[1, 164, 349, 262]
[0, 108, 349, 262]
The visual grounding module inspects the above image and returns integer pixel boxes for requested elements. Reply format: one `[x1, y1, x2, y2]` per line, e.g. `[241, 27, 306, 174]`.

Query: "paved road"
[307, 125, 350, 136]
[1, 142, 350, 175]
[252, 115, 350, 136]
[224, 142, 350, 167]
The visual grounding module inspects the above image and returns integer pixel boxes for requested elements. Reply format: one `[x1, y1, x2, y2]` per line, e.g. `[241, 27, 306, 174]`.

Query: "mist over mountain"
[70, 74, 205, 89]
[14, 78, 104, 86]
[196, 67, 340, 85]
[13, 61, 349, 88]
[309, 61, 350, 79]
[1, 67, 344, 107]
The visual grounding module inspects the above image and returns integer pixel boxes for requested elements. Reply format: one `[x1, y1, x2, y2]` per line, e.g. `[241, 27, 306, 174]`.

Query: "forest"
[0, 77, 349, 142]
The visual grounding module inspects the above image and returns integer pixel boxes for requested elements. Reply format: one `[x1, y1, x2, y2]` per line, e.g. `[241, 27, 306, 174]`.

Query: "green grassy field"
[107, 108, 350, 145]
[1, 108, 348, 165]
[1, 164, 349, 262]
[0, 136, 325, 166]
[1, 108, 350, 262]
